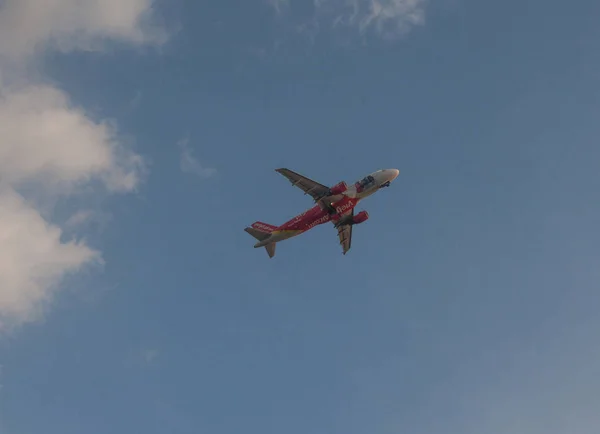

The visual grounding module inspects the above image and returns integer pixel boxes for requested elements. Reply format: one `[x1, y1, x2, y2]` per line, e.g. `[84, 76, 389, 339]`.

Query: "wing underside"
[336, 209, 353, 255]
[275, 168, 330, 202]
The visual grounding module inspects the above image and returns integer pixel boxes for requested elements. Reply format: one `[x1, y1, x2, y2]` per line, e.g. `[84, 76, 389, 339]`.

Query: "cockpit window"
[361, 175, 375, 186]
[357, 175, 375, 192]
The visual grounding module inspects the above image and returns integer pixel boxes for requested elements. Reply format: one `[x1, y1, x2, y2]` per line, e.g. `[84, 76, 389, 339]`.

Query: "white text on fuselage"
[253, 223, 274, 232]
[307, 214, 330, 229]
[335, 201, 354, 215]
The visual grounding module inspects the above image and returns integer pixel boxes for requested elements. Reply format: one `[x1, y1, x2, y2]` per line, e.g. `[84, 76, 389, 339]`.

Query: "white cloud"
[179, 138, 217, 179]
[0, 84, 145, 193]
[269, 0, 426, 39]
[0, 187, 102, 327]
[0, 0, 165, 328]
[0, 0, 166, 58]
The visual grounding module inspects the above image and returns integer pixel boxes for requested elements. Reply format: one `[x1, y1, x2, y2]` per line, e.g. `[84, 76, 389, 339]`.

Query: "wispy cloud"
[0, 0, 167, 329]
[65, 210, 96, 228]
[268, 0, 426, 40]
[144, 349, 160, 364]
[178, 137, 217, 179]
[65, 210, 113, 230]
[267, 0, 289, 16]
[125, 348, 161, 367]
[331, 0, 426, 39]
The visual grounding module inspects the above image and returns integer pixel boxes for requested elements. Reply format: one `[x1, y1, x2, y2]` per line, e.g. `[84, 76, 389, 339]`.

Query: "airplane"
[244, 167, 400, 258]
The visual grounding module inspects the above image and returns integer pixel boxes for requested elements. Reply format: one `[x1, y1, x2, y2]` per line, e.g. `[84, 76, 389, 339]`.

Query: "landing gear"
[380, 181, 391, 188]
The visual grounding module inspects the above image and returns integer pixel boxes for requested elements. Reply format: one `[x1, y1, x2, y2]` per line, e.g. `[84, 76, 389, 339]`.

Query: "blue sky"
[1, 0, 600, 433]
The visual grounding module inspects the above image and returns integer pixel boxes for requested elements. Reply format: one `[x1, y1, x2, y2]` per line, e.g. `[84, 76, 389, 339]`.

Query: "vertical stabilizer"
[265, 242, 276, 258]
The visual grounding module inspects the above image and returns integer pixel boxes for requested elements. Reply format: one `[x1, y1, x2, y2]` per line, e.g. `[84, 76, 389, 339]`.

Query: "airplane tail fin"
[264, 242, 276, 258]
[244, 221, 278, 258]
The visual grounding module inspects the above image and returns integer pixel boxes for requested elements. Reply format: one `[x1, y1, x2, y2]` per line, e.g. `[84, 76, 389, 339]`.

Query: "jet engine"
[329, 181, 348, 195]
[334, 210, 369, 227]
[352, 210, 369, 224]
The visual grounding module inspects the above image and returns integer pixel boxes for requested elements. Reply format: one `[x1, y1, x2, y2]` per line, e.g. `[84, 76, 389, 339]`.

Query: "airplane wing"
[335, 209, 353, 255]
[275, 168, 331, 202]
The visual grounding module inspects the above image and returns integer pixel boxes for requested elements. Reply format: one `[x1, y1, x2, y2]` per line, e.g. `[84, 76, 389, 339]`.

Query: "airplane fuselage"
[257, 196, 360, 246]
[254, 169, 399, 248]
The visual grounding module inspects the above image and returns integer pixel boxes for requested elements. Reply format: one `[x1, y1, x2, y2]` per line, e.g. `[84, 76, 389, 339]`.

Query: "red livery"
[329, 181, 348, 195]
[244, 167, 399, 258]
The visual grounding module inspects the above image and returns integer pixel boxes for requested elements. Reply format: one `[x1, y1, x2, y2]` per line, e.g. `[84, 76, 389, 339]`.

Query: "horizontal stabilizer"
[244, 227, 271, 241]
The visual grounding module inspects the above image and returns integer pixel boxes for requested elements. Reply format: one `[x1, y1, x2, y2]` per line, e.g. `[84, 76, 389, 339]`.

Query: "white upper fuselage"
[318, 168, 400, 217]
[348, 168, 400, 199]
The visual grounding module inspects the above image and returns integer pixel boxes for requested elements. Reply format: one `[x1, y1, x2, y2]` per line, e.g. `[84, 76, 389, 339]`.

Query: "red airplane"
[244, 168, 400, 258]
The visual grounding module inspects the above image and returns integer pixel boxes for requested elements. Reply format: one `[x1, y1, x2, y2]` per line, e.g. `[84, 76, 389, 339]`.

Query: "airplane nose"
[378, 169, 399, 188]
[387, 169, 399, 181]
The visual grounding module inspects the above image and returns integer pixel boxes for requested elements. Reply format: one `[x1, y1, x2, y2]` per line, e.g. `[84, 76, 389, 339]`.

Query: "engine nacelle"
[329, 181, 348, 195]
[352, 210, 369, 224]
[334, 210, 369, 228]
